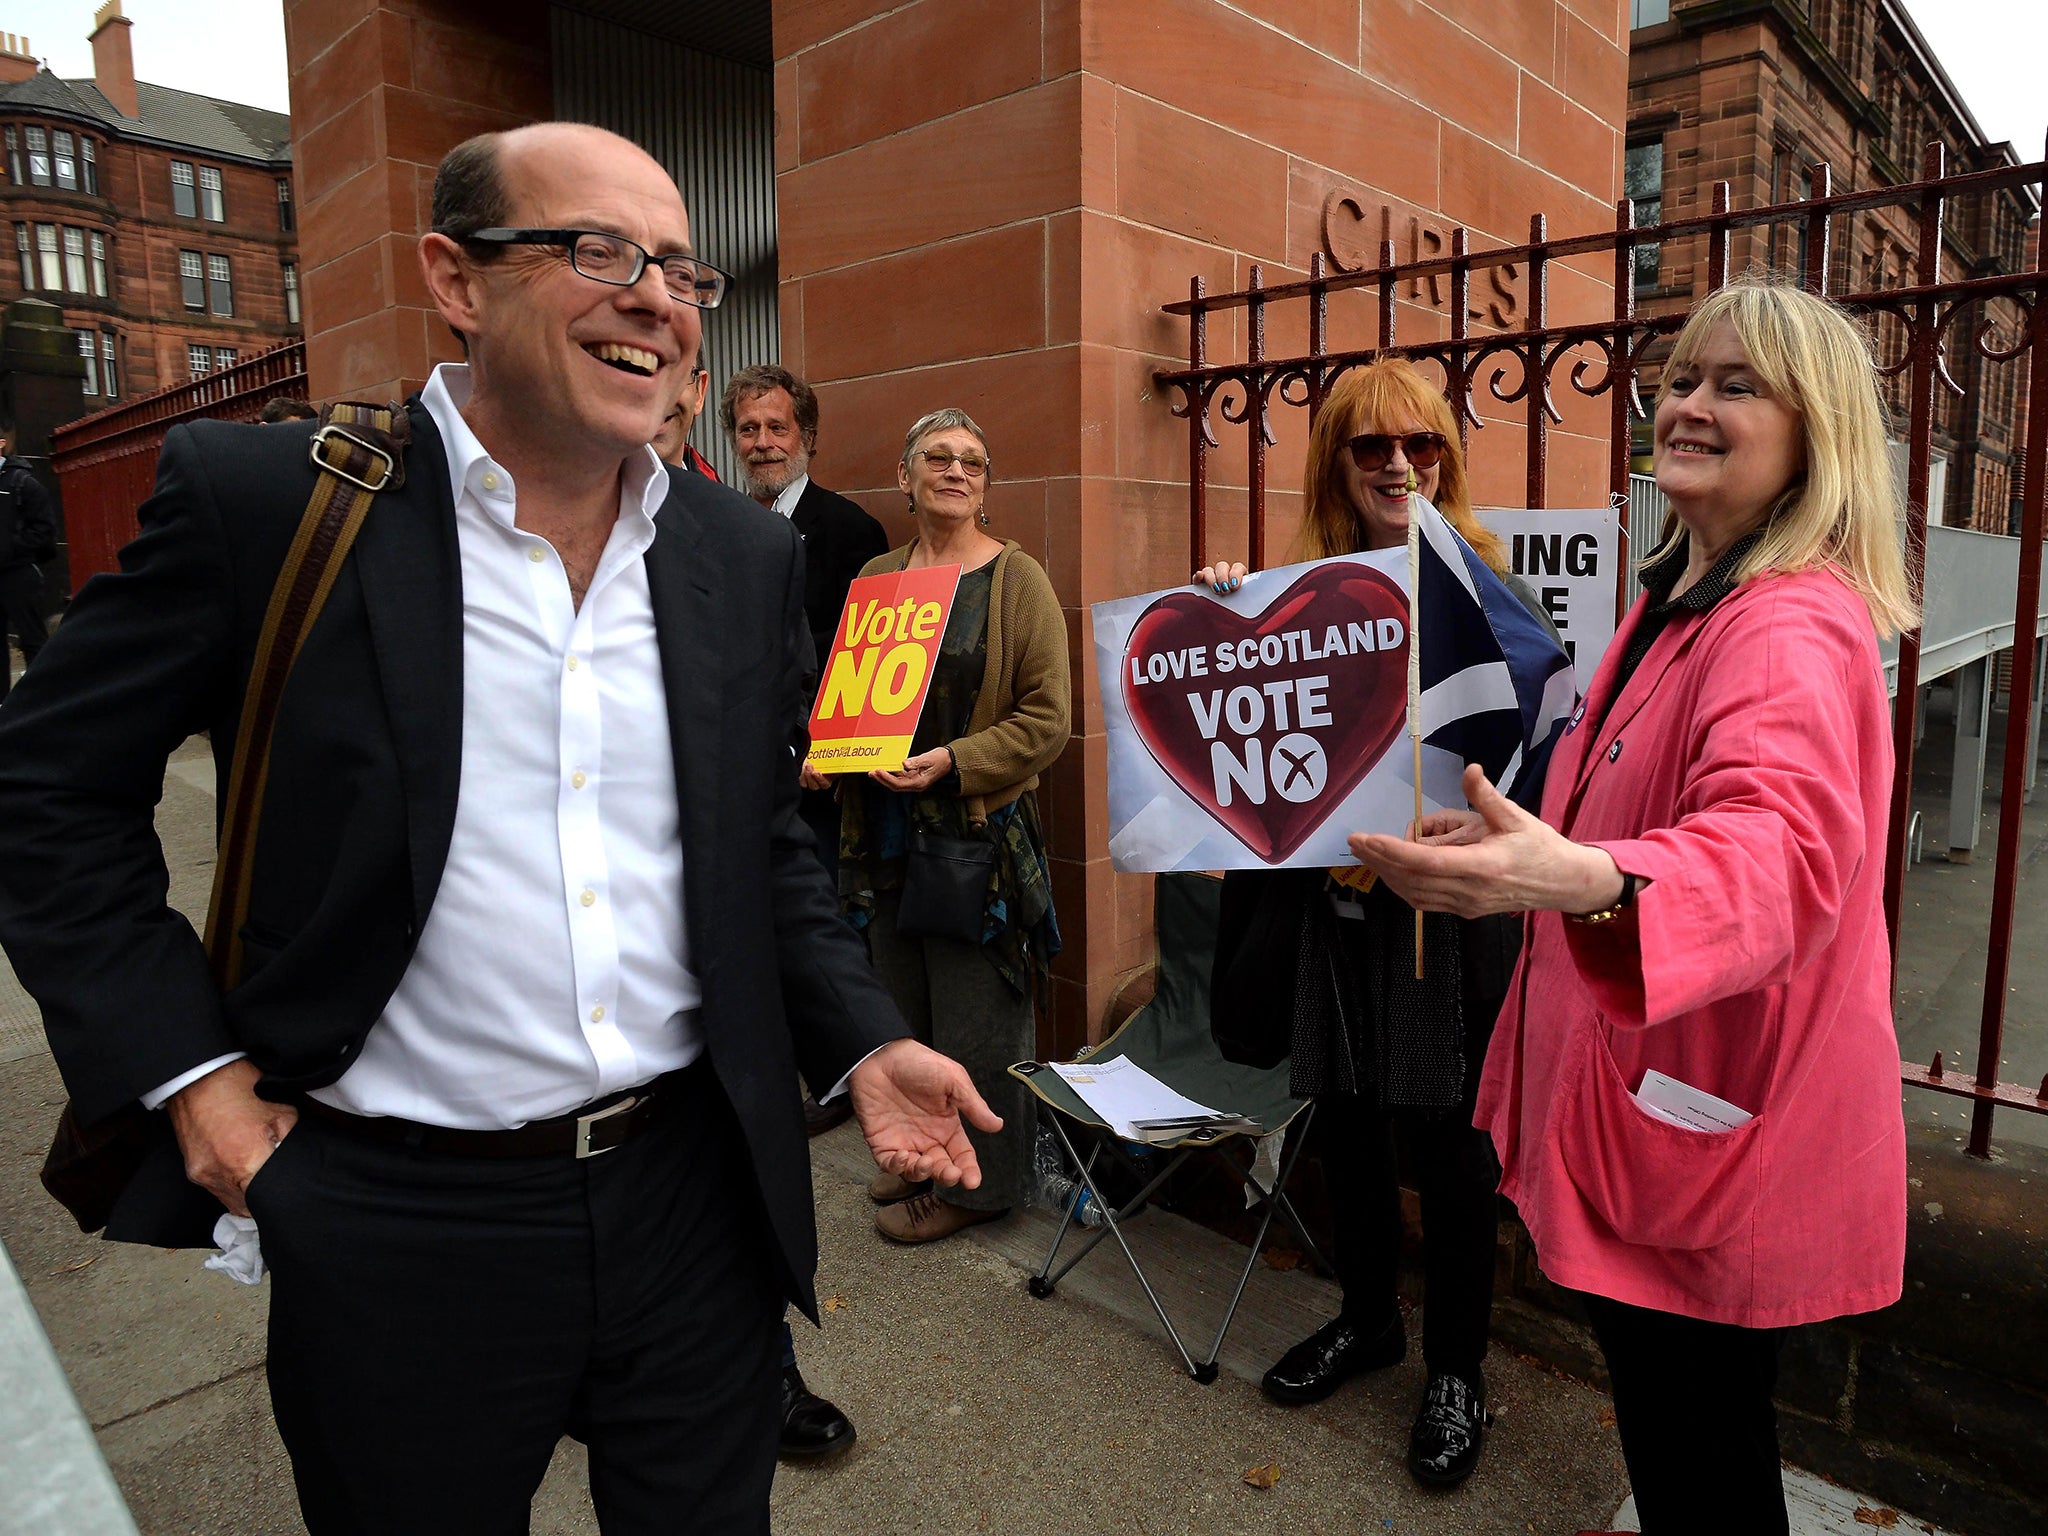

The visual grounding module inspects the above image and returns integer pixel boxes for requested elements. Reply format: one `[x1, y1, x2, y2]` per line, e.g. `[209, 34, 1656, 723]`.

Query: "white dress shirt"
[769, 472, 808, 520]
[148, 365, 706, 1126]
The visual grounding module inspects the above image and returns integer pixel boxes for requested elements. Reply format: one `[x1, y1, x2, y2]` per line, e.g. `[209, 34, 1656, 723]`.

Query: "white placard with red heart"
[1094, 551, 1469, 873]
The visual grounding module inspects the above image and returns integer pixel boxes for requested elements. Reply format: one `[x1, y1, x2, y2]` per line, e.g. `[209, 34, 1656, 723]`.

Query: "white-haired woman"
[840, 409, 1070, 1245]
[1351, 281, 1915, 1534]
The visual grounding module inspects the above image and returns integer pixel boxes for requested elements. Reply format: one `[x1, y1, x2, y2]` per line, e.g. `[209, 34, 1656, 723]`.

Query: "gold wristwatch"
[1566, 871, 1638, 925]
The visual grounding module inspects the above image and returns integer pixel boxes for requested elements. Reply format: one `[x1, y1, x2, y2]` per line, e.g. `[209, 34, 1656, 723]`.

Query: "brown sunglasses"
[1347, 431, 1447, 473]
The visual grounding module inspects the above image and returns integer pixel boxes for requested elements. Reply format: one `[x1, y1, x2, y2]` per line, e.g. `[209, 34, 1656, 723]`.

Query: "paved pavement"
[1893, 684, 2048, 1153]
[0, 706, 2002, 1534]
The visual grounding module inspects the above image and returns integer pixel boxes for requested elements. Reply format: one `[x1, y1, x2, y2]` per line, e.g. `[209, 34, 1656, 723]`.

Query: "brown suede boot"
[874, 1191, 1007, 1244]
[867, 1170, 931, 1205]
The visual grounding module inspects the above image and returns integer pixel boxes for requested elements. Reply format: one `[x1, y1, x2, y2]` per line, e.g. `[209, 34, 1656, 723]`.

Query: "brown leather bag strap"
[201, 400, 410, 989]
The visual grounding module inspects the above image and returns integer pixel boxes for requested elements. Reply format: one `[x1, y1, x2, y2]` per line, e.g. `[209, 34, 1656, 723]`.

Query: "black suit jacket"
[0, 457, 55, 571]
[788, 479, 890, 671]
[0, 403, 905, 1312]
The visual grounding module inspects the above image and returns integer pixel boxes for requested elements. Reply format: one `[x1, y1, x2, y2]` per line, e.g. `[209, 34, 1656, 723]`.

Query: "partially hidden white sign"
[1476, 507, 1620, 694]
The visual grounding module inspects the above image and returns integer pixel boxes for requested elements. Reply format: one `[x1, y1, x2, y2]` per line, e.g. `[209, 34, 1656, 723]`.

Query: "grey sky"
[3, 0, 288, 114]
[1898, 0, 2048, 157]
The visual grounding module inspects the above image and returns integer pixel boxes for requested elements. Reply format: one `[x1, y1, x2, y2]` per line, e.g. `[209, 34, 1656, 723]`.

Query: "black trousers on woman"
[1317, 1088, 1501, 1381]
[1581, 1292, 1789, 1535]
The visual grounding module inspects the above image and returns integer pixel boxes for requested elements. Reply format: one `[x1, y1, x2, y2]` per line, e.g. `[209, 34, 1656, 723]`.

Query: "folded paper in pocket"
[1634, 1070, 1754, 1134]
[1557, 1030, 1764, 1252]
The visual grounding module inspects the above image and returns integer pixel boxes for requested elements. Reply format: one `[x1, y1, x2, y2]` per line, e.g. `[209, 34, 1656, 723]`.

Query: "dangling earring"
[977, 509, 991, 527]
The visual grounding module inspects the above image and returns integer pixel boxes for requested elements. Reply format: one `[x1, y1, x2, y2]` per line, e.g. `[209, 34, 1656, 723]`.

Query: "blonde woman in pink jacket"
[1351, 281, 1915, 1535]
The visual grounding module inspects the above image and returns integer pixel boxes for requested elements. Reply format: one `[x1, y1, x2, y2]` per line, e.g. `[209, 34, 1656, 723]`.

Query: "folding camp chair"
[1009, 871, 1328, 1382]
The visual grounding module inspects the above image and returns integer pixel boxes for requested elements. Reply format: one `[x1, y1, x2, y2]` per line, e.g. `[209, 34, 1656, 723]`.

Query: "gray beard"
[742, 451, 809, 503]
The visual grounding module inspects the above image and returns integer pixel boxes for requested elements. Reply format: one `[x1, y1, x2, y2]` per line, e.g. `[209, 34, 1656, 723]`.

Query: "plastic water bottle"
[1044, 1172, 1106, 1228]
[1033, 1125, 1105, 1227]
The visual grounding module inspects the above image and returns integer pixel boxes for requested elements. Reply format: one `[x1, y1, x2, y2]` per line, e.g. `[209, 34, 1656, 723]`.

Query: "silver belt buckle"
[574, 1094, 643, 1158]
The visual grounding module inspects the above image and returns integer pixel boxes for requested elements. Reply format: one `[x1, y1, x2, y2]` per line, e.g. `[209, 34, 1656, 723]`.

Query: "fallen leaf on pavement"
[1242, 1463, 1282, 1489]
[1598, 1406, 1616, 1428]
[51, 1256, 97, 1275]
[1260, 1249, 1303, 1271]
[1853, 1509, 1899, 1528]
[821, 1294, 848, 1312]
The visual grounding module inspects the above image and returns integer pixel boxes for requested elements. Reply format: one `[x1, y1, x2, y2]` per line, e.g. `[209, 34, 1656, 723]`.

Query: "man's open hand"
[165, 1058, 297, 1217]
[847, 1038, 1001, 1189]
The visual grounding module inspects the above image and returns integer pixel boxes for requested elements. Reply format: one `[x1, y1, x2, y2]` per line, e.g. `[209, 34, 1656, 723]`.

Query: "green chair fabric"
[1010, 872, 1325, 1381]
[1013, 871, 1310, 1146]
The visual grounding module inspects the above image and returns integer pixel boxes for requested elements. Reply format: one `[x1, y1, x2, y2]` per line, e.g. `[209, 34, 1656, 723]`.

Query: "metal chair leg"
[1038, 1118, 1193, 1290]
[1029, 1132, 1100, 1296]
[1199, 1106, 1320, 1371]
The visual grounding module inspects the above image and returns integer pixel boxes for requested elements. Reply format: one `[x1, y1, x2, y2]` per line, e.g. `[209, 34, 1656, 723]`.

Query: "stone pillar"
[1, 297, 87, 599]
[777, 0, 1627, 1054]
[284, 0, 551, 404]
[1949, 657, 1993, 861]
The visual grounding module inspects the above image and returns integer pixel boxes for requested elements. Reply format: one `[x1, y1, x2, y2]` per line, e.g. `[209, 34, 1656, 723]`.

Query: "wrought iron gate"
[1157, 143, 2048, 1155]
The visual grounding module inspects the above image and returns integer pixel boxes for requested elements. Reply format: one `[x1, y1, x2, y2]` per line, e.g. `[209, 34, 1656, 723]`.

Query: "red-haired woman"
[1200, 357, 1555, 1487]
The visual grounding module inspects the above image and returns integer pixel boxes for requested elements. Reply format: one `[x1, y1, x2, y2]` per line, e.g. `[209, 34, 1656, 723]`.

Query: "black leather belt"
[297, 1080, 671, 1159]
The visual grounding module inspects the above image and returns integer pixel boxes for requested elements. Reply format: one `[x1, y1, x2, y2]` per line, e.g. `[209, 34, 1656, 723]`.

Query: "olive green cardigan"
[859, 540, 1071, 819]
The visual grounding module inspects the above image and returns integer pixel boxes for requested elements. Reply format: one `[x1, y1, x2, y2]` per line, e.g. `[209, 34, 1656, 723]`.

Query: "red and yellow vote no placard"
[806, 565, 960, 773]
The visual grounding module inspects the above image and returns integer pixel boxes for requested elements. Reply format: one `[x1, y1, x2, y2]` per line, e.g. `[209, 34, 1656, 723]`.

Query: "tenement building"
[0, 2, 299, 406]
[1627, 0, 2037, 531]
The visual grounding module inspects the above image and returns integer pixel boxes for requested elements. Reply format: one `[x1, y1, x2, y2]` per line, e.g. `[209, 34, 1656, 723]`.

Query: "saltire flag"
[1411, 496, 1577, 811]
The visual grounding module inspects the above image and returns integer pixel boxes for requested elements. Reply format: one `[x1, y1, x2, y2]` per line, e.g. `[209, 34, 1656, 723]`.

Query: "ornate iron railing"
[1157, 142, 2048, 1155]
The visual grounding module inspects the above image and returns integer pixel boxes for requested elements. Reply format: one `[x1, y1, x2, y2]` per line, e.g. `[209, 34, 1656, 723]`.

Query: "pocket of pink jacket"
[1556, 1028, 1763, 1252]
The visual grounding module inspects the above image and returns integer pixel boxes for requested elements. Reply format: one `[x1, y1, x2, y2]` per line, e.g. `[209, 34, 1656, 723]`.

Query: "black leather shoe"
[779, 1364, 855, 1460]
[1408, 1370, 1487, 1487]
[1260, 1311, 1407, 1405]
[802, 1091, 852, 1138]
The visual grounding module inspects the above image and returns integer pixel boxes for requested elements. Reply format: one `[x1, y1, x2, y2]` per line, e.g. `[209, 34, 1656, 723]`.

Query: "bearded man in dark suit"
[720, 364, 890, 1138]
[0, 122, 995, 1536]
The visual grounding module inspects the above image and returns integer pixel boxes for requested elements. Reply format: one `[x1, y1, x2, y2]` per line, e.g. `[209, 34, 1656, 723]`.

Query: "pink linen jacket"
[1475, 564, 1906, 1328]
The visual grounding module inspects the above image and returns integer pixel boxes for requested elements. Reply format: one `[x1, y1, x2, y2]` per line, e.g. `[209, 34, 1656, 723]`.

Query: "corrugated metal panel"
[553, 0, 770, 67]
[551, 6, 777, 486]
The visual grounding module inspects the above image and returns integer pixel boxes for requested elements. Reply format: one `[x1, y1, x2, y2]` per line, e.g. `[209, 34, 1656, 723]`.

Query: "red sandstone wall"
[778, 0, 1629, 1051]
[285, 0, 550, 403]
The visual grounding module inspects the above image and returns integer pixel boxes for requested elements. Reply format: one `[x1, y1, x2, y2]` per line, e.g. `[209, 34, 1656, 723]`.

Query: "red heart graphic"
[1120, 563, 1410, 862]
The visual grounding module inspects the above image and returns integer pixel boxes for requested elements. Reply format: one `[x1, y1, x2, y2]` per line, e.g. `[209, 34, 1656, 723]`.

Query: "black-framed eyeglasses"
[1346, 431, 1446, 473]
[916, 449, 988, 477]
[461, 227, 732, 310]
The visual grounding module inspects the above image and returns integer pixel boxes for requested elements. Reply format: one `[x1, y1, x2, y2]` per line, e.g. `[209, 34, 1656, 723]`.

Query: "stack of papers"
[1048, 1056, 1259, 1143]
[1127, 1112, 1263, 1144]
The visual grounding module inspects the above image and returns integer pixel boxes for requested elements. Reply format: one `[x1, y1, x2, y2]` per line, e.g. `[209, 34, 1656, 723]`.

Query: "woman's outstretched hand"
[1348, 764, 1628, 918]
[872, 748, 953, 793]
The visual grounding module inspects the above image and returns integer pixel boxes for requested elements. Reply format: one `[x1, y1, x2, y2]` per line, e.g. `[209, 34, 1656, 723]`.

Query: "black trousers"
[0, 563, 47, 703]
[799, 786, 840, 882]
[1317, 1089, 1500, 1381]
[1582, 1292, 1789, 1535]
[248, 1062, 784, 1536]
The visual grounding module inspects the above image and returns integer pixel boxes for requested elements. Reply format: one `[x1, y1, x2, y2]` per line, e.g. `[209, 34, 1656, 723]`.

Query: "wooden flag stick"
[1406, 471, 1424, 980]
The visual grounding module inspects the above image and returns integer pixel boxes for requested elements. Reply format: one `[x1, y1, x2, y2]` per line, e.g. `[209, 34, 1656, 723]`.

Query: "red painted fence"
[51, 341, 308, 593]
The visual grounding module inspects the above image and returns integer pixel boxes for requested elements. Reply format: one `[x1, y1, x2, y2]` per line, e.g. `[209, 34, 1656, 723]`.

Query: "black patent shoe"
[779, 1364, 856, 1460]
[1408, 1370, 1488, 1487]
[1260, 1311, 1407, 1405]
